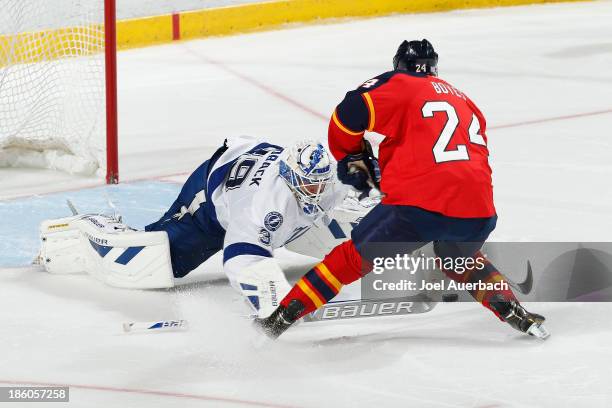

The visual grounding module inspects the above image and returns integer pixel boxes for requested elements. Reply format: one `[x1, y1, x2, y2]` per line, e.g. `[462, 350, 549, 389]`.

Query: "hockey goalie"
[37, 136, 368, 317]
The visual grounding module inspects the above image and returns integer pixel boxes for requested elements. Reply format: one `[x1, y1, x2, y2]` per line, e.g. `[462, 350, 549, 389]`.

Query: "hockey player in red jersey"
[255, 39, 548, 339]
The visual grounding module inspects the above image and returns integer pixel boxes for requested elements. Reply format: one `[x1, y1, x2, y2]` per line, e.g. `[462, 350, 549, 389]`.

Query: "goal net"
[0, 0, 116, 179]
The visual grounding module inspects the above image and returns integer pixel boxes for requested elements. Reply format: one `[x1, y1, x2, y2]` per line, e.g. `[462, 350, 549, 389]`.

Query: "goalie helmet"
[279, 141, 332, 215]
[393, 39, 438, 76]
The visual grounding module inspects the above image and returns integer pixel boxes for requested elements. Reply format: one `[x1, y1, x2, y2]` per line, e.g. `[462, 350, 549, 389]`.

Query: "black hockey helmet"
[393, 39, 438, 76]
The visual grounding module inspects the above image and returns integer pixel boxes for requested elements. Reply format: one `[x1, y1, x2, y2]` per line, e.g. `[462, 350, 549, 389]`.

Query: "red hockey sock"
[442, 251, 517, 321]
[280, 240, 364, 318]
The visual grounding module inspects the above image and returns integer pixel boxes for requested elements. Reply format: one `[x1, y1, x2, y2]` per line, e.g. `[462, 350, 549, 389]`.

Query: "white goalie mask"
[279, 141, 333, 215]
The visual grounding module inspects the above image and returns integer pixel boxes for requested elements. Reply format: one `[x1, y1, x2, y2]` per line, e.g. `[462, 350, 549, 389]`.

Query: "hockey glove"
[337, 140, 381, 195]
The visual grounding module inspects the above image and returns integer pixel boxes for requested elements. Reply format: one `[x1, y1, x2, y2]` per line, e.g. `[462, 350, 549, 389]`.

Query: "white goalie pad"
[39, 214, 174, 289]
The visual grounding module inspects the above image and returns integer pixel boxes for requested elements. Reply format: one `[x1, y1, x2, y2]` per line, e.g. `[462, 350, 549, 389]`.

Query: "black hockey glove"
[337, 140, 381, 195]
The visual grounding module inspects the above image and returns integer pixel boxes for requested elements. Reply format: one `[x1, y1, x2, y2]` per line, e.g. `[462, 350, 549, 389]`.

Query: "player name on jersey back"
[430, 80, 466, 100]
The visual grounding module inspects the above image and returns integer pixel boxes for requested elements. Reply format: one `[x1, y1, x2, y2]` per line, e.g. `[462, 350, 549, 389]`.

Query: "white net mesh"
[0, 0, 106, 175]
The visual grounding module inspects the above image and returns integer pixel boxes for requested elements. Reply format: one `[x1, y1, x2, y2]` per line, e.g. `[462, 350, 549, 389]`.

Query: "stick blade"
[519, 261, 534, 294]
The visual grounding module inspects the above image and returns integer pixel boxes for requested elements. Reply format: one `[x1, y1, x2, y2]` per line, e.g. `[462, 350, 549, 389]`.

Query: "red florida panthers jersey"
[328, 71, 495, 218]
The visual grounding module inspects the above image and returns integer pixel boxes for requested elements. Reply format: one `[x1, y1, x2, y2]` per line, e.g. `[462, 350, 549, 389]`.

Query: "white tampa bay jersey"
[207, 136, 345, 284]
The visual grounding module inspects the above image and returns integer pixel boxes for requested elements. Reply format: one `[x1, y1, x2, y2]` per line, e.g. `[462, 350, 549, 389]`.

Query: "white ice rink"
[1, 1, 612, 407]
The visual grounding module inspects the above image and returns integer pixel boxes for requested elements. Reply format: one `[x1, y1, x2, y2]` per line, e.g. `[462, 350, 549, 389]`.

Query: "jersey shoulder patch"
[264, 211, 283, 231]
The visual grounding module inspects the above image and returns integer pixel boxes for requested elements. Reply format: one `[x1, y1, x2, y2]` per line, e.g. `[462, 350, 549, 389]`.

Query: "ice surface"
[1, 2, 612, 407]
[0, 181, 180, 266]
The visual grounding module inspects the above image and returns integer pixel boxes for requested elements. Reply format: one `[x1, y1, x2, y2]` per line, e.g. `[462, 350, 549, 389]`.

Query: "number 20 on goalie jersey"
[329, 71, 495, 218]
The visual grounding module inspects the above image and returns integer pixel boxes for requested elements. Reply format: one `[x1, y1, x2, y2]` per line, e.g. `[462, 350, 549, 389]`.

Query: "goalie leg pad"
[39, 216, 87, 274]
[40, 214, 175, 289]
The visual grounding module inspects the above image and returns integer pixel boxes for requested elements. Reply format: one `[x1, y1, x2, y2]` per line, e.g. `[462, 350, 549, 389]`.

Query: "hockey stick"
[302, 293, 436, 323]
[504, 261, 534, 296]
[245, 294, 435, 323]
[122, 319, 188, 333]
[105, 193, 123, 223]
[66, 199, 79, 216]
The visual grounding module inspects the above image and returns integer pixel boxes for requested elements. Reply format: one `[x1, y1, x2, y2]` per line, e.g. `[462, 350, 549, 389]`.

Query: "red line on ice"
[490, 108, 612, 130]
[1, 97, 610, 201]
[186, 50, 328, 121]
[0, 379, 300, 408]
[0, 171, 189, 202]
[188, 53, 611, 131]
